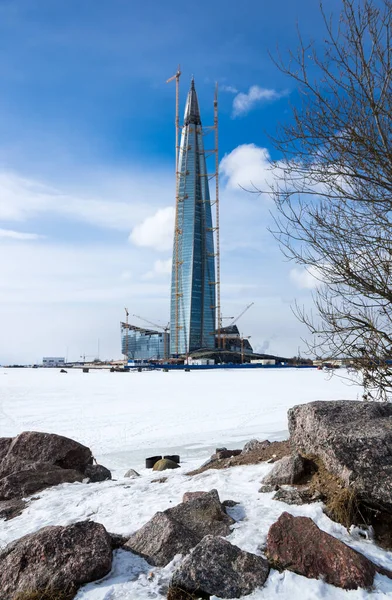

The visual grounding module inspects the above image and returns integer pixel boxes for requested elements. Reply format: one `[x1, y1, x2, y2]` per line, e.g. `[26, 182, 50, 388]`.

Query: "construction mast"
[213, 83, 221, 349]
[166, 65, 182, 356]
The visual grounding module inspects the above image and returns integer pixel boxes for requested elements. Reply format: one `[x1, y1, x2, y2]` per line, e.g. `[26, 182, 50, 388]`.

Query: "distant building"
[170, 79, 216, 356]
[121, 323, 169, 361]
[218, 325, 253, 354]
[42, 357, 65, 367]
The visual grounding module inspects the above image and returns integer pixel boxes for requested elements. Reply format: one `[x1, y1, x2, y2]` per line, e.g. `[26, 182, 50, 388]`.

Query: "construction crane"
[123, 308, 130, 363]
[167, 65, 182, 355]
[219, 303, 254, 351]
[133, 314, 170, 360]
[230, 302, 254, 327]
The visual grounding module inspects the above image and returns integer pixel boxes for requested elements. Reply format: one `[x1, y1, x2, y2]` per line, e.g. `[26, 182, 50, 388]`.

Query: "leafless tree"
[268, 0, 392, 400]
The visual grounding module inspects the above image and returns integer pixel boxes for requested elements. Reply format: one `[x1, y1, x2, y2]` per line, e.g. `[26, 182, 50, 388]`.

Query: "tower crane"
[230, 302, 254, 327]
[219, 302, 254, 351]
[132, 314, 170, 360]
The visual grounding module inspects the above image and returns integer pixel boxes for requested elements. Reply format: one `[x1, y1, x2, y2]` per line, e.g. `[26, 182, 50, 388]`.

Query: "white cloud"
[290, 266, 323, 289]
[0, 170, 172, 232]
[129, 206, 175, 251]
[232, 85, 287, 118]
[220, 143, 273, 192]
[0, 228, 42, 240]
[221, 84, 238, 94]
[143, 258, 172, 280]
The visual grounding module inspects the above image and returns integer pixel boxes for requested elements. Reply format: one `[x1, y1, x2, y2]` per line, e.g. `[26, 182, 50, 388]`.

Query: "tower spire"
[184, 78, 201, 126]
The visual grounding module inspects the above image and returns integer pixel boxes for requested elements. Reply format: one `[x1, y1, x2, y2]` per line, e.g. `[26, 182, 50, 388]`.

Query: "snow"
[0, 367, 391, 599]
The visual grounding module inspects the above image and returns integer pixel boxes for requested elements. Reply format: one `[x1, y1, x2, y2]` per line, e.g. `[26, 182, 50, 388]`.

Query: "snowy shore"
[1, 368, 391, 599]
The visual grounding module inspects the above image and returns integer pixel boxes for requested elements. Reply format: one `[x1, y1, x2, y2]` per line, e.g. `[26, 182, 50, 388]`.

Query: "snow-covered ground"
[1, 367, 391, 599]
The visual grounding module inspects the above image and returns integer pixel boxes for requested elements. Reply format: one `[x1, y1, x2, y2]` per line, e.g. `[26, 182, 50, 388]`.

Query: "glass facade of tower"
[170, 80, 216, 355]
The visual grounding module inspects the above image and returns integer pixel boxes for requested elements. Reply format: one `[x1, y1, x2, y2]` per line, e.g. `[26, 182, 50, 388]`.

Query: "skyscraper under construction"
[170, 79, 216, 355]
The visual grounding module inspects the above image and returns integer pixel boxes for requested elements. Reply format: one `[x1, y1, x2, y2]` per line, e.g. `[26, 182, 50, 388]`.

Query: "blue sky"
[0, 0, 343, 363]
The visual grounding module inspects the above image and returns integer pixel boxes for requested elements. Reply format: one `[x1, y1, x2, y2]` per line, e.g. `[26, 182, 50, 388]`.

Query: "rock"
[0, 438, 12, 463]
[216, 449, 242, 460]
[288, 400, 392, 511]
[124, 468, 140, 478]
[0, 463, 84, 500]
[167, 489, 234, 539]
[0, 498, 29, 520]
[108, 532, 128, 549]
[124, 512, 200, 566]
[259, 484, 278, 493]
[152, 458, 180, 471]
[261, 454, 305, 486]
[85, 464, 111, 482]
[0, 521, 113, 599]
[170, 535, 270, 598]
[215, 447, 227, 452]
[266, 512, 376, 589]
[182, 491, 207, 503]
[222, 499, 240, 508]
[124, 489, 234, 567]
[273, 487, 313, 505]
[242, 439, 271, 454]
[60, 368, 67, 373]
[1, 431, 93, 477]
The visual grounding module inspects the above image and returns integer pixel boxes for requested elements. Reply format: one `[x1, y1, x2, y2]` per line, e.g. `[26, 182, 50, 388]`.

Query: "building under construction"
[121, 71, 254, 362]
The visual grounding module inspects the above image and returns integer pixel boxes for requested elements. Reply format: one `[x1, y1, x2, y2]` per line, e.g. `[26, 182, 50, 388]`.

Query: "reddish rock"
[0, 521, 112, 599]
[4, 431, 93, 474]
[266, 512, 376, 589]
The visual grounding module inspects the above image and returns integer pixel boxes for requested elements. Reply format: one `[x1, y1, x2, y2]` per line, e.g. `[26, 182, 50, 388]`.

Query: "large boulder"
[124, 489, 234, 567]
[2, 431, 93, 475]
[0, 521, 113, 599]
[261, 454, 305, 486]
[266, 512, 376, 589]
[170, 535, 270, 598]
[167, 489, 234, 538]
[288, 401, 392, 510]
[124, 512, 200, 566]
[0, 463, 84, 501]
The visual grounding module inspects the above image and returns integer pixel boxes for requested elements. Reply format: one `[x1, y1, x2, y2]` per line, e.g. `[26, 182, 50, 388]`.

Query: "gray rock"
[0, 463, 84, 500]
[261, 454, 305, 486]
[171, 535, 270, 598]
[0, 438, 12, 463]
[124, 489, 234, 567]
[0, 521, 113, 599]
[124, 468, 140, 478]
[222, 499, 240, 508]
[259, 484, 278, 493]
[167, 489, 234, 539]
[2, 431, 93, 476]
[273, 487, 312, 505]
[153, 458, 180, 471]
[0, 499, 29, 520]
[124, 512, 200, 566]
[288, 400, 392, 511]
[242, 439, 271, 454]
[85, 464, 111, 482]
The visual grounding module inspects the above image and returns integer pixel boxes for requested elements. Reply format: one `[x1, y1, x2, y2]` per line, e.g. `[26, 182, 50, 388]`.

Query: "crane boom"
[133, 314, 169, 332]
[230, 302, 254, 327]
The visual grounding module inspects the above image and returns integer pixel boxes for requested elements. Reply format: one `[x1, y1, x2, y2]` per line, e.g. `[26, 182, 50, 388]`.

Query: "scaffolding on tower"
[167, 68, 221, 356]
